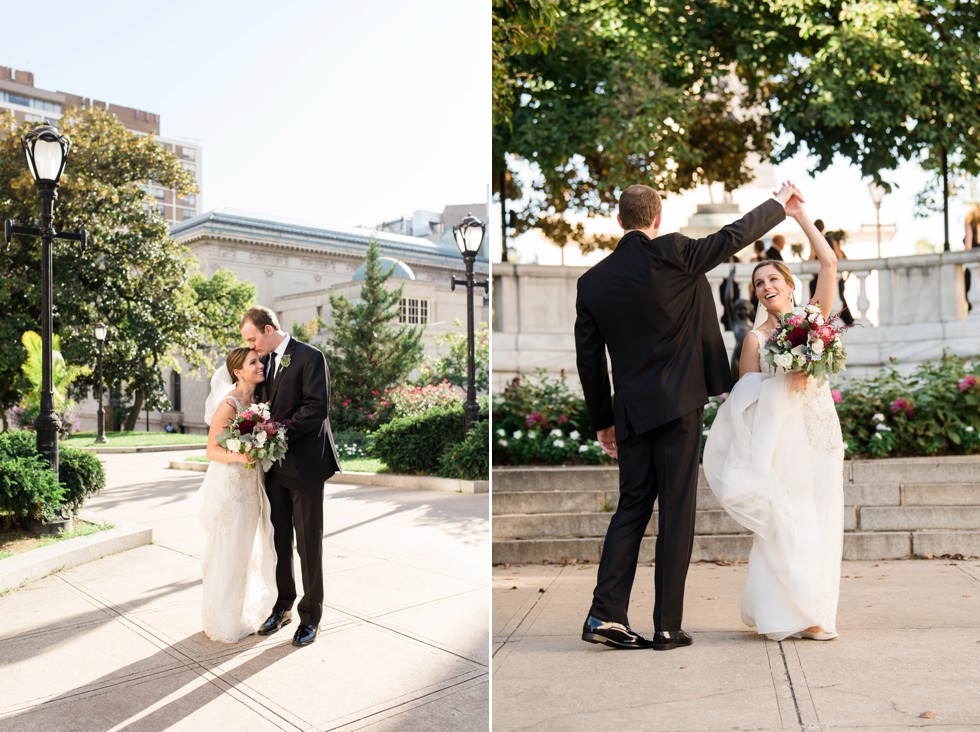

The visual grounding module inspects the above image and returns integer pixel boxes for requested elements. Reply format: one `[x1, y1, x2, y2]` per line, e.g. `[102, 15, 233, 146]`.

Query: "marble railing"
[492, 251, 980, 388]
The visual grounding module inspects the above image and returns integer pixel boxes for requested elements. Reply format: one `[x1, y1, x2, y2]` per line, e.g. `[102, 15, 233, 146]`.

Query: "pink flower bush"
[890, 397, 915, 418]
[831, 389, 842, 403]
[959, 375, 978, 392]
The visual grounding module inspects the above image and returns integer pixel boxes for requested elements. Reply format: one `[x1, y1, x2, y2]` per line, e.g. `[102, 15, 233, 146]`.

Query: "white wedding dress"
[198, 396, 277, 643]
[703, 329, 844, 640]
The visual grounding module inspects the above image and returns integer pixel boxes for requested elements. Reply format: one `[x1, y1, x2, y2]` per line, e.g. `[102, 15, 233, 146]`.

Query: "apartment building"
[0, 65, 202, 225]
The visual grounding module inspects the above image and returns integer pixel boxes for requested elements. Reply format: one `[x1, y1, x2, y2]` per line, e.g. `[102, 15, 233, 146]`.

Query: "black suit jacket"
[765, 246, 784, 261]
[575, 199, 785, 440]
[260, 338, 341, 484]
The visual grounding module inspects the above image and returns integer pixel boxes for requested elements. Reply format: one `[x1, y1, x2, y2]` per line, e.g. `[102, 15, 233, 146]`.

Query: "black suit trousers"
[266, 471, 324, 626]
[589, 408, 703, 632]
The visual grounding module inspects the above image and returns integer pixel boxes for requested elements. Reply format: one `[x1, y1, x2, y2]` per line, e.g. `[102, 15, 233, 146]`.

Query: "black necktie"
[267, 351, 277, 385]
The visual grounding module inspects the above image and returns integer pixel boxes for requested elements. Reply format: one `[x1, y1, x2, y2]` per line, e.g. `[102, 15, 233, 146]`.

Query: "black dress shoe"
[292, 624, 318, 647]
[653, 629, 693, 651]
[581, 615, 654, 649]
[257, 609, 292, 636]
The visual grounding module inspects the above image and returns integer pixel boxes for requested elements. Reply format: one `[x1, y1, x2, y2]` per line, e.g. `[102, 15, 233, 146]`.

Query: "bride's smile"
[753, 264, 794, 314]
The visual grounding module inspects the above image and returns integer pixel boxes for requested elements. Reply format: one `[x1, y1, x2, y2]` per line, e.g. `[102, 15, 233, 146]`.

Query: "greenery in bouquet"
[492, 370, 611, 466]
[833, 354, 980, 459]
[217, 402, 288, 471]
[762, 303, 849, 380]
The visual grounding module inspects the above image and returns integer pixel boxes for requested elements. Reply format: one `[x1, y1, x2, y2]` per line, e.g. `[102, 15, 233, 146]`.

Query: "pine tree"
[325, 238, 424, 417]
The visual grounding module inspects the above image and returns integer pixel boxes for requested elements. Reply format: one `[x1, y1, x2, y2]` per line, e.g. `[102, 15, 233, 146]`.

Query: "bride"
[703, 191, 845, 642]
[198, 347, 277, 643]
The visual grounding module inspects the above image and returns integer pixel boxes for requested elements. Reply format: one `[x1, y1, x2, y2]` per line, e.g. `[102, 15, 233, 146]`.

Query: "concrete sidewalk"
[493, 559, 980, 731]
[0, 452, 489, 731]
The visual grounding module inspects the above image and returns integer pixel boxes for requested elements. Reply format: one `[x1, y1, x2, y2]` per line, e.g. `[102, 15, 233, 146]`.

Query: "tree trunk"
[124, 390, 144, 432]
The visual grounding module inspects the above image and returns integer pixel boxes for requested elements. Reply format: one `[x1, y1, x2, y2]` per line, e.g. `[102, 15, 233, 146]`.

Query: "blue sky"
[3, 0, 490, 228]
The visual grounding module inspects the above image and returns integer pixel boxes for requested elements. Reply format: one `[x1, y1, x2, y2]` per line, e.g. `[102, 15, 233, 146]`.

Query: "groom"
[240, 306, 341, 647]
[575, 182, 800, 650]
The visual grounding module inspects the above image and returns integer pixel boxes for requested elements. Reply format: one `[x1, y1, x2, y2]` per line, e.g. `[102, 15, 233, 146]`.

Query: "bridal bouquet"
[762, 303, 849, 380]
[216, 401, 288, 471]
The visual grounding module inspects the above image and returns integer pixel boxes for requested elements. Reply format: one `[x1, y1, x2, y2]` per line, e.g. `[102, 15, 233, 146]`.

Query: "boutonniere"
[279, 354, 292, 371]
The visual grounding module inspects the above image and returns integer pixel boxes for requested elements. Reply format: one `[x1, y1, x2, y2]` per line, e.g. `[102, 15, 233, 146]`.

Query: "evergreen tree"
[325, 238, 424, 416]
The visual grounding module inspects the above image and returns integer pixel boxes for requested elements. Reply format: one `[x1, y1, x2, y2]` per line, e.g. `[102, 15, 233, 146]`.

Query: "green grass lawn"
[182, 455, 386, 473]
[63, 431, 208, 448]
[0, 520, 114, 560]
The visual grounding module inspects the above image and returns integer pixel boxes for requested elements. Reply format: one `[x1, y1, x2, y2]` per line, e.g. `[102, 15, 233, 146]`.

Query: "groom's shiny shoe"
[292, 624, 318, 647]
[581, 615, 654, 649]
[653, 629, 693, 651]
[257, 609, 292, 636]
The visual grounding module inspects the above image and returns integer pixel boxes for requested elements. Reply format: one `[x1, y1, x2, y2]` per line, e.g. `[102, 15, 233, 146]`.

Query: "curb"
[75, 444, 207, 454]
[0, 514, 153, 592]
[169, 461, 489, 494]
[335, 471, 489, 494]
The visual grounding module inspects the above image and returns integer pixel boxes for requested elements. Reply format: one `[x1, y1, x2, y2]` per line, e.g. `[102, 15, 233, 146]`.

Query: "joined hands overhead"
[774, 181, 806, 217]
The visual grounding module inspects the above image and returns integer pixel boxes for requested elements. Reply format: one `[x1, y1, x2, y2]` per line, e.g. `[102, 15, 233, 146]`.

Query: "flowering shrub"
[834, 354, 980, 458]
[330, 391, 394, 432]
[492, 370, 611, 466]
[493, 355, 980, 466]
[9, 404, 80, 440]
[385, 380, 462, 419]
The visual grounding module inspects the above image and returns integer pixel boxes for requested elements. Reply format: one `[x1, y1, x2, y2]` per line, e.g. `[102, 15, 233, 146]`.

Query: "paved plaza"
[493, 559, 980, 731]
[0, 452, 489, 731]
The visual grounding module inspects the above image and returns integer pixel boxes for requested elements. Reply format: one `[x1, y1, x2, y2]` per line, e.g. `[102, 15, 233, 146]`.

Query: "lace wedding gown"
[198, 397, 277, 643]
[703, 329, 844, 640]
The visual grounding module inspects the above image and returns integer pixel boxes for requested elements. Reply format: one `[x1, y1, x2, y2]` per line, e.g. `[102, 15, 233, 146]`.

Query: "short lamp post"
[94, 322, 108, 444]
[3, 124, 85, 475]
[451, 214, 490, 434]
[868, 182, 886, 259]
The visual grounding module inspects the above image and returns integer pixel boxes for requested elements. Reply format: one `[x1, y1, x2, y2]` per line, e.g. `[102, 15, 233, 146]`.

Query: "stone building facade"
[155, 208, 490, 434]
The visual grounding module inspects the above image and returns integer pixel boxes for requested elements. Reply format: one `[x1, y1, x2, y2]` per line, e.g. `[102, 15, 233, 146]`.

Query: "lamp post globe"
[868, 182, 886, 260]
[95, 322, 108, 444]
[23, 124, 71, 474]
[450, 214, 489, 434]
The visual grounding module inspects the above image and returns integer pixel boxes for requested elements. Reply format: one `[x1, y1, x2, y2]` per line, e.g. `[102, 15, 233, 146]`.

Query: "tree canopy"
[0, 107, 255, 429]
[495, 0, 980, 252]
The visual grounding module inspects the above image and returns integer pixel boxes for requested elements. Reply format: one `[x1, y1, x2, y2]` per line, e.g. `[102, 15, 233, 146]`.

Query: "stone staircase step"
[492, 488, 720, 515]
[849, 457, 980, 484]
[901, 484, 980, 506]
[492, 530, 980, 565]
[492, 484, 980, 520]
[859, 506, 980, 531]
[493, 509, 751, 540]
[912, 531, 980, 557]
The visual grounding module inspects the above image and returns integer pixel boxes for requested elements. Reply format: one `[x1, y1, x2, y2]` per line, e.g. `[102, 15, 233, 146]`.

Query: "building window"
[171, 372, 182, 412]
[181, 208, 196, 220]
[399, 298, 429, 325]
[180, 146, 196, 160]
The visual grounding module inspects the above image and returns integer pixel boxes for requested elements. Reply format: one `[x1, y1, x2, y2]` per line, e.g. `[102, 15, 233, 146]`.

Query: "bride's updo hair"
[225, 347, 253, 384]
[751, 260, 795, 291]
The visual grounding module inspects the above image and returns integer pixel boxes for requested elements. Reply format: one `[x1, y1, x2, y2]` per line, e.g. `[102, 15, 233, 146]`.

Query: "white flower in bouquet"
[774, 353, 794, 370]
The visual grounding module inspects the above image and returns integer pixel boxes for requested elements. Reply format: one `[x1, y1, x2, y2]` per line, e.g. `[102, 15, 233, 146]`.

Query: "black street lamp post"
[3, 124, 85, 475]
[451, 214, 490, 434]
[95, 322, 108, 444]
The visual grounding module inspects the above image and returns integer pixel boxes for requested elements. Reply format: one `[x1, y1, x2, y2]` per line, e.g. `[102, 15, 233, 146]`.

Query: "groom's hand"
[596, 426, 618, 459]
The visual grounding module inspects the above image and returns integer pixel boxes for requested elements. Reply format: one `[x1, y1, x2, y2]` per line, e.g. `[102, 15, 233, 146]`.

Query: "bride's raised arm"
[786, 202, 837, 319]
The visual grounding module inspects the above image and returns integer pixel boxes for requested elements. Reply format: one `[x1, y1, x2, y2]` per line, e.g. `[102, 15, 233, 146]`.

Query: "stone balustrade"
[492, 251, 980, 388]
